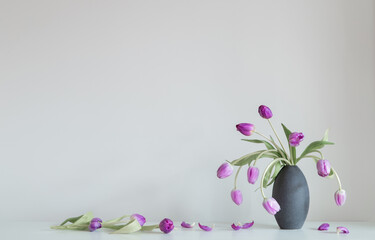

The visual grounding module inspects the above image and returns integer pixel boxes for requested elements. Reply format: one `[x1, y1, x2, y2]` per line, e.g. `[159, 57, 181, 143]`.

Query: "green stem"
[267, 119, 288, 159]
[260, 158, 291, 199]
[234, 166, 242, 189]
[268, 135, 288, 160]
[331, 168, 342, 190]
[253, 149, 279, 166]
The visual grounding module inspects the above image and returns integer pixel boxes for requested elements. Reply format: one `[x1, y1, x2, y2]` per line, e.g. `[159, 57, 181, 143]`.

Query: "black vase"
[272, 165, 309, 229]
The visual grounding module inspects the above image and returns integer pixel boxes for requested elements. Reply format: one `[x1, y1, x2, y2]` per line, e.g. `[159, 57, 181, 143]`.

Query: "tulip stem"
[331, 168, 342, 190]
[267, 119, 288, 160]
[254, 149, 279, 165]
[254, 131, 287, 160]
[234, 166, 243, 189]
[260, 158, 291, 199]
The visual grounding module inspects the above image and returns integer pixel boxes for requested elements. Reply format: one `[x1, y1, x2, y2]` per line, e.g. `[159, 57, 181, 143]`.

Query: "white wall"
[1, 0, 374, 223]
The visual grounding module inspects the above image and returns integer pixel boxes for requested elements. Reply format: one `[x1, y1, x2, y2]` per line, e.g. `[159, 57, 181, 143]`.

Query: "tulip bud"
[262, 198, 280, 215]
[217, 162, 233, 179]
[159, 218, 174, 234]
[88, 218, 102, 232]
[334, 189, 346, 206]
[130, 214, 146, 226]
[258, 105, 273, 119]
[247, 166, 259, 184]
[236, 123, 255, 136]
[316, 159, 331, 177]
[231, 189, 243, 205]
[288, 132, 304, 147]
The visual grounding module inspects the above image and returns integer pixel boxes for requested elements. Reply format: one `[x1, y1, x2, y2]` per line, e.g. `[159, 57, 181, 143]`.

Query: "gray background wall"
[1, 0, 374, 223]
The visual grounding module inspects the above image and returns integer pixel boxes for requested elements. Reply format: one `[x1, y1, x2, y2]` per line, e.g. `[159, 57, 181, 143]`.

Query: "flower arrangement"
[217, 105, 346, 215]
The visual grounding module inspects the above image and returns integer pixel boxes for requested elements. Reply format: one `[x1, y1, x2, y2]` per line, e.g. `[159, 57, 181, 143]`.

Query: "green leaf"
[141, 225, 159, 231]
[111, 219, 142, 234]
[103, 215, 129, 225]
[73, 212, 94, 225]
[231, 150, 279, 166]
[262, 160, 281, 188]
[322, 129, 329, 141]
[266, 161, 283, 187]
[59, 215, 84, 226]
[241, 139, 274, 150]
[297, 140, 334, 161]
[281, 123, 296, 164]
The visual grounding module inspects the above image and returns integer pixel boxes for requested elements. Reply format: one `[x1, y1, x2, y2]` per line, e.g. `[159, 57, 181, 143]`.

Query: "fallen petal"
[231, 223, 241, 231]
[198, 223, 213, 231]
[318, 223, 330, 231]
[181, 221, 195, 228]
[242, 221, 254, 229]
[337, 226, 349, 234]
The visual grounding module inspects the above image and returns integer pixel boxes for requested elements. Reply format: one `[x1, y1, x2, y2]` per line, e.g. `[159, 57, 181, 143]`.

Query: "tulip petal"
[317, 223, 330, 231]
[231, 223, 241, 231]
[181, 221, 195, 228]
[242, 221, 254, 229]
[198, 223, 213, 231]
[337, 226, 349, 234]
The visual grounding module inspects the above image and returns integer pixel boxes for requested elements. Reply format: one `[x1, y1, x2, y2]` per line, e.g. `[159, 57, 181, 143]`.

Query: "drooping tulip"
[130, 214, 146, 226]
[258, 105, 273, 119]
[334, 189, 346, 206]
[236, 123, 255, 136]
[289, 132, 304, 147]
[262, 198, 280, 215]
[231, 189, 243, 206]
[247, 166, 259, 184]
[159, 218, 174, 234]
[318, 223, 330, 231]
[217, 162, 233, 179]
[316, 159, 331, 177]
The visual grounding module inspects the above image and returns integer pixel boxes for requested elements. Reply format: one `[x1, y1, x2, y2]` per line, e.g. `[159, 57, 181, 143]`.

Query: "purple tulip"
[289, 132, 304, 147]
[262, 198, 280, 215]
[88, 220, 102, 232]
[247, 166, 259, 184]
[231, 223, 242, 231]
[231, 189, 243, 206]
[316, 159, 331, 177]
[181, 221, 195, 228]
[318, 223, 330, 231]
[159, 218, 174, 234]
[334, 189, 346, 206]
[258, 105, 273, 119]
[130, 214, 146, 226]
[236, 123, 255, 136]
[91, 218, 102, 223]
[242, 221, 254, 229]
[198, 223, 213, 231]
[217, 162, 233, 179]
[337, 226, 349, 234]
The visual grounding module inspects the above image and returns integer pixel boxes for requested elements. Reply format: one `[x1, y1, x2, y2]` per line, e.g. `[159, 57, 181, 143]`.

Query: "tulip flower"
[318, 223, 330, 231]
[247, 166, 259, 184]
[198, 223, 213, 231]
[159, 218, 174, 234]
[231, 223, 242, 230]
[334, 189, 346, 206]
[181, 221, 195, 228]
[337, 226, 349, 234]
[217, 162, 233, 179]
[130, 214, 146, 226]
[231, 189, 243, 205]
[88, 218, 102, 232]
[258, 105, 273, 119]
[236, 123, 255, 136]
[316, 159, 331, 177]
[91, 217, 102, 223]
[262, 198, 280, 215]
[242, 221, 254, 229]
[289, 132, 304, 147]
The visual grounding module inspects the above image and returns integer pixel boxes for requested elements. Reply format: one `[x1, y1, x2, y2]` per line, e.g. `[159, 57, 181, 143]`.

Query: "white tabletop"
[1, 221, 373, 240]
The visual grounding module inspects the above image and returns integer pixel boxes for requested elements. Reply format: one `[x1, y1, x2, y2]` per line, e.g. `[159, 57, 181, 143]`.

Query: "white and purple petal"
[337, 226, 349, 234]
[242, 221, 254, 229]
[231, 223, 241, 231]
[318, 223, 330, 231]
[198, 223, 213, 231]
[181, 221, 195, 228]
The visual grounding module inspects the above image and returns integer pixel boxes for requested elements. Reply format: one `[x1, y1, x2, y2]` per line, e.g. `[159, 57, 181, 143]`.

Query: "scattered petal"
[181, 221, 195, 228]
[198, 223, 213, 231]
[337, 226, 349, 234]
[242, 221, 254, 229]
[318, 223, 330, 231]
[231, 223, 241, 231]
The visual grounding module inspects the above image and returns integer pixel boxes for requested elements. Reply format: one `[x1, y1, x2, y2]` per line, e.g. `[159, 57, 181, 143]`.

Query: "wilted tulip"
[217, 162, 233, 179]
[236, 123, 255, 136]
[231, 189, 243, 206]
[159, 218, 174, 234]
[316, 159, 331, 177]
[289, 132, 304, 147]
[262, 198, 280, 215]
[258, 105, 273, 119]
[247, 166, 259, 184]
[88, 218, 102, 232]
[130, 214, 146, 226]
[334, 189, 346, 206]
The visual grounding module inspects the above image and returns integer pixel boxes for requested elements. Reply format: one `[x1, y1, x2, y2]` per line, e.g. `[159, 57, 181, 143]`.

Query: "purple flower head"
[242, 221, 254, 229]
[181, 221, 195, 228]
[217, 162, 233, 179]
[131, 214, 146, 226]
[91, 217, 102, 223]
[231, 223, 242, 231]
[318, 223, 330, 231]
[247, 166, 259, 184]
[236, 123, 255, 136]
[231, 189, 243, 206]
[316, 159, 331, 177]
[159, 218, 174, 234]
[334, 189, 346, 206]
[88, 220, 102, 232]
[262, 198, 280, 215]
[258, 105, 273, 119]
[198, 223, 213, 231]
[289, 132, 304, 147]
[337, 226, 349, 234]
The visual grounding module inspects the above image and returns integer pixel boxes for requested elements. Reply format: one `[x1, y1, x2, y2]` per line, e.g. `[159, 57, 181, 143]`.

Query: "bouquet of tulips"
[217, 105, 346, 215]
